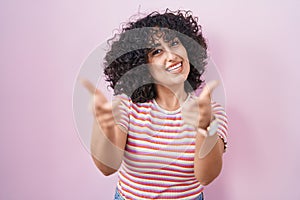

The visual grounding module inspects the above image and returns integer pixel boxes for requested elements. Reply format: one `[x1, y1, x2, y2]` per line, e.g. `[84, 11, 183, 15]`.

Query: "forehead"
[148, 28, 178, 47]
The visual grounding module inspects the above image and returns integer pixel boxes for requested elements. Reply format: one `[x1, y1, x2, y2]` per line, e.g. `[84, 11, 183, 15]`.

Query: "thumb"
[199, 80, 220, 99]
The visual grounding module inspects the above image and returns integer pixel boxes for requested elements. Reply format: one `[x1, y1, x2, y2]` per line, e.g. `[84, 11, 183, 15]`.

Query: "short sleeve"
[211, 101, 228, 152]
[113, 93, 131, 133]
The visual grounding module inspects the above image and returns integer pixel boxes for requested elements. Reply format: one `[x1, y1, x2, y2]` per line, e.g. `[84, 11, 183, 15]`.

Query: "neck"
[155, 84, 188, 111]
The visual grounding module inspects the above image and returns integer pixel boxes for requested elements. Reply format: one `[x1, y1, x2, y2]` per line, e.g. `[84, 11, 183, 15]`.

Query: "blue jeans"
[114, 188, 204, 200]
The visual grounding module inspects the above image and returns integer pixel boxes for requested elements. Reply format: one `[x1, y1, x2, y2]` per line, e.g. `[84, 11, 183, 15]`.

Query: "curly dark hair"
[103, 9, 208, 103]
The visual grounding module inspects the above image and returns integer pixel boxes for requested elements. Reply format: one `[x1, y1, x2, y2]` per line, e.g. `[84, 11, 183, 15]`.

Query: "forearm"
[81, 81, 128, 175]
[193, 101, 228, 185]
[90, 119, 125, 176]
[193, 133, 224, 185]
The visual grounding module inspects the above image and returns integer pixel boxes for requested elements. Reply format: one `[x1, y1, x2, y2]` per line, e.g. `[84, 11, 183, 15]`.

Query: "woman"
[83, 9, 228, 200]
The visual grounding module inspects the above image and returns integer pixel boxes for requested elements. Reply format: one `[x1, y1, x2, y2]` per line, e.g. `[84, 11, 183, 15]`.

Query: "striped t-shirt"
[115, 93, 228, 200]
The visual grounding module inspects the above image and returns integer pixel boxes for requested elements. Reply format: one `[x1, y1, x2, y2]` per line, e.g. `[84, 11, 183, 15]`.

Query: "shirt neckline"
[152, 93, 191, 114]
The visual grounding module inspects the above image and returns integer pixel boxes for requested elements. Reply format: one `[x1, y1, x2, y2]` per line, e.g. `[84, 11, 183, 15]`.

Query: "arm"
[183, 80, 228, 185]
[91, 120, 127, 176]
[82, 79, 128, 176]
[194, 98, 228, 184]
[193, 112, 227, 185]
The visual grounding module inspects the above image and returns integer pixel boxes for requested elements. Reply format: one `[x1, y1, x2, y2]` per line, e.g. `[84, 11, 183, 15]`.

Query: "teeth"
[167, 63, 182, 72]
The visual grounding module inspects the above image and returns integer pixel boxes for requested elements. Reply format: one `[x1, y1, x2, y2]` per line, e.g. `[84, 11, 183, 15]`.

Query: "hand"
[182, 80, 219, 130]
[81, 79, 116, 130]
[197, 80, 219, 129]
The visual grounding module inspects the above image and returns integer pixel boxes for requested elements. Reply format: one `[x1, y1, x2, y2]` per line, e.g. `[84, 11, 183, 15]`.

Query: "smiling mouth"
[166, 62, 183, 73]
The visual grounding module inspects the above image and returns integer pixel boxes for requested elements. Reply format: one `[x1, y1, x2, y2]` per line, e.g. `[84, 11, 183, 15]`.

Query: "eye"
[170, 39, 180, 47]
[151, 49, 162, 56]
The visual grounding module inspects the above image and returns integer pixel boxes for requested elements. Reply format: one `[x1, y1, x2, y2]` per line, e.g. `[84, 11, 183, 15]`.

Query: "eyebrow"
[149, 37, 179, 49]
[152, 43, 161, 48]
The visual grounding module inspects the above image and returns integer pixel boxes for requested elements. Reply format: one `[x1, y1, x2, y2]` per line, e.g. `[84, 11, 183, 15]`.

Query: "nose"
[165, 49, 177, 62]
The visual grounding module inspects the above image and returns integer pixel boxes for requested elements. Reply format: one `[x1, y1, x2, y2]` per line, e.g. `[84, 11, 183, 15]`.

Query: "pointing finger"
[80, 78, 98, 94]
[81, 78, 108, 103]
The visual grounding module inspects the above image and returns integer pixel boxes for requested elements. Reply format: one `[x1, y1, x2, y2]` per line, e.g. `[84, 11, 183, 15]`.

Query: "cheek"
[148, 66, 166, 82]
[182, 49, 189, 61]
[148, 65, 160, 78]
[148, 58, 165, 74]
[174, 48, 189, 62]
[148, 67, 155, 77]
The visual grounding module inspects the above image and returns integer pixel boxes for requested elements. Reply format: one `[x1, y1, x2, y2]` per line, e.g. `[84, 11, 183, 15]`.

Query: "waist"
[115, 183, 204, 200]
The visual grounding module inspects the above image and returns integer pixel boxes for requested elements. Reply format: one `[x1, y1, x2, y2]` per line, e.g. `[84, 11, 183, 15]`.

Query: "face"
[147, 35, 190, 88]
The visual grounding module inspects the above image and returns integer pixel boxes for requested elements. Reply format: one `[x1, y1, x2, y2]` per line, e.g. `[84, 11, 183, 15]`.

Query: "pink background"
[1, 0, 299, 199]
